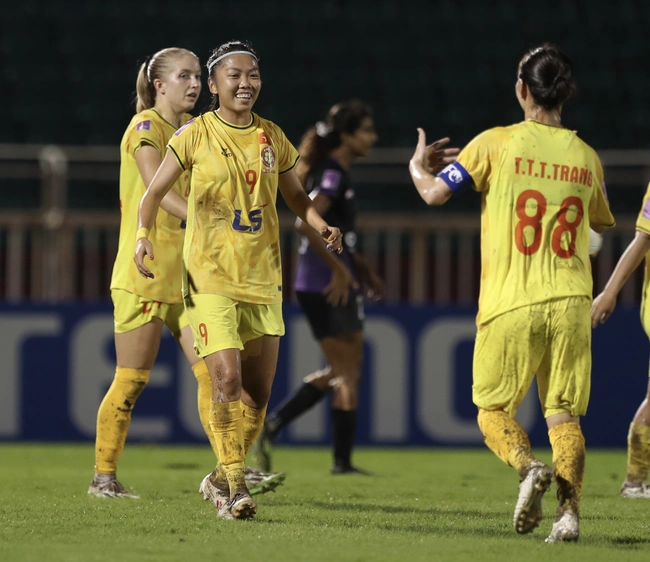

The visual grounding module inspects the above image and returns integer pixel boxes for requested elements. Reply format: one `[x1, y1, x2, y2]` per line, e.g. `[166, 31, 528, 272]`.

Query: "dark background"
[3, 0, 650, 212]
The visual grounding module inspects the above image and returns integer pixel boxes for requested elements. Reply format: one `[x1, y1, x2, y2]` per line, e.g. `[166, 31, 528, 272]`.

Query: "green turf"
[1, 445, 649, 562]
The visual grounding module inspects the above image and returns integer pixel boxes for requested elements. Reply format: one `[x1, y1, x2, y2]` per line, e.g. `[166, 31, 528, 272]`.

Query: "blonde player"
[134, 40, 343, 520]
[408, 44, 614, 543]
[592, 191, 650, 499]
[89, 47, 282, 500]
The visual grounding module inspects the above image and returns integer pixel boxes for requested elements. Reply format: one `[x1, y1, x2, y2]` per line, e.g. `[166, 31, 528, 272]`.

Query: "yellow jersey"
[635, 183, 650, 326]
[110, 108, 192, 303]
[167, 111, 300, 304]
[438, 120, 615, 327]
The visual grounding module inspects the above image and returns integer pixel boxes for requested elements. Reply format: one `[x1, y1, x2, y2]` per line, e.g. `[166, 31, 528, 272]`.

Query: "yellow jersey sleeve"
[167, 118, 198, 170]
[264, 124, 300, 174]
[437, 128, 508, 194]
[124, 116, 164, 155]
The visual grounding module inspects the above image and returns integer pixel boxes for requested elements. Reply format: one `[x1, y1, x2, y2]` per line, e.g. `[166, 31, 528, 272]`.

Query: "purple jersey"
[293, 158, 358, 293]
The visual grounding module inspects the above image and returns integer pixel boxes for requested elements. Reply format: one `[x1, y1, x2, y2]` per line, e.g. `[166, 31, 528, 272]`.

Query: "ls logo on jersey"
[136, 121, 151, 131]
[261, 146, 276, 172]
[232, 209, 263, 232]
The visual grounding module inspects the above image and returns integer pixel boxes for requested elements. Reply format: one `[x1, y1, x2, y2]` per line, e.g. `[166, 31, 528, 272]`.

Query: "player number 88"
[515, 189, 584, 258]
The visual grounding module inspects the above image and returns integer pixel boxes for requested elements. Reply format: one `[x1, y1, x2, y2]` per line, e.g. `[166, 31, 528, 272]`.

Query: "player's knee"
[209, 368, 241, 395]
[333, 378, 358, 402]
[304, 366, 334, 390]
[243, 384, 272, 408]
[114, 367, 150, 404]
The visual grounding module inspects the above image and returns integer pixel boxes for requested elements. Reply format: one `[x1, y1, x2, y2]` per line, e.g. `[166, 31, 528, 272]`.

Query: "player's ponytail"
[296, 125, 338, 187]
[518, 43, 576, 110]
[135, 56, 156, 113]
[296, 100, 373, 187]
[134, 48, 199, 114]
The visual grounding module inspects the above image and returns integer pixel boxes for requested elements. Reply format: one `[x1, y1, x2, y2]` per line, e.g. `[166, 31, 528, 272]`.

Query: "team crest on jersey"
[261, 146, 276, 171]
[136, 120, 151, 131]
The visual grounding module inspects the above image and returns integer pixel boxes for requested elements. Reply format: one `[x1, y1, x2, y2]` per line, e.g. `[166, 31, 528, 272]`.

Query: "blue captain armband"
[437, 163, 473, 194]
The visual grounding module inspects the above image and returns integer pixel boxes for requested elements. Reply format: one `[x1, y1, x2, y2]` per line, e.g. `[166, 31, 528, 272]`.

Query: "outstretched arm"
[408, 129, 458, 206]
[134, 150, 183, 278]
[279, 169, 343, 253]
[591, 231, 650, 327]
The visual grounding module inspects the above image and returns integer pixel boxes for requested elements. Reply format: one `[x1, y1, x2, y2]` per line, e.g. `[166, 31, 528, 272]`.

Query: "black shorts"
[295, 291, 364, 340]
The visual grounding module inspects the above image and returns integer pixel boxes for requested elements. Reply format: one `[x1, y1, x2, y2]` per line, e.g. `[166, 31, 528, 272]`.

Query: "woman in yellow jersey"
[88, 47, 201, 499]
[134, 40, 343, 520]
[88, 47, 282, 500]
[408, 44, 615, 543]
[592, 194, 650, 499]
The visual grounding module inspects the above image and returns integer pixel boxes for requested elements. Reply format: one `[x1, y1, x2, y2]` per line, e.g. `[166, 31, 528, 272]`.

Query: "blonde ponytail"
[133, 48, 199, 113]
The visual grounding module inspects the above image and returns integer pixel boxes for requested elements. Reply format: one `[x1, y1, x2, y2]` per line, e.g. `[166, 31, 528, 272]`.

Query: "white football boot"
[513, 460, 553, 534]
[88, 474, 140, 499]
[546, 509, 579, 543]
[620, 482, 650, 498]
[199, 473, 233, 520]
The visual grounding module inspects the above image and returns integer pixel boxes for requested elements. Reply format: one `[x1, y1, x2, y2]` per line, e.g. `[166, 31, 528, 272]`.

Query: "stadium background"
[1, 0, 650, 448]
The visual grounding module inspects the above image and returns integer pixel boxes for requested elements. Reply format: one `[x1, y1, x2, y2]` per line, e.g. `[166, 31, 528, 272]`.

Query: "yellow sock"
[477, 408, 536, 475]
[191, 360, 219, 462]
[242, 401, 267, 454]
[626, 422, 650, 483]
[549, 422, 585, 512]
[94, 367, 149, 474]
[209, 399, 245, 495]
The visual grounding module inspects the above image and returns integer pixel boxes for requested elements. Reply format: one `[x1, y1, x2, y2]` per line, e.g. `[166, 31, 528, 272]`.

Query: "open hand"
[411, 129, 460, 175]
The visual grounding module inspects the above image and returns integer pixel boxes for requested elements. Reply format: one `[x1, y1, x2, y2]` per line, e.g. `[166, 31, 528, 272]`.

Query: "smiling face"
[208, 53, 261, 123]
[153, 53, 202, 113]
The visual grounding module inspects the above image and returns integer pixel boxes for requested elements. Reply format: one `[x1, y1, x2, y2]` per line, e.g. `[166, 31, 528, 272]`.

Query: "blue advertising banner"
[0, 303, 647, 447]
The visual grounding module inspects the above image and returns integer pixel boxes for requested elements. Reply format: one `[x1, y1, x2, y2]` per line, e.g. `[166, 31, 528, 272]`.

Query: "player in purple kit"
[252, 100, 457, 474]
[251, 100, 379, 474]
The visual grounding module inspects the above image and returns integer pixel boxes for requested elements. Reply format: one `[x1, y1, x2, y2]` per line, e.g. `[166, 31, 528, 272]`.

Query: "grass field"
[1, 445, 649, 562]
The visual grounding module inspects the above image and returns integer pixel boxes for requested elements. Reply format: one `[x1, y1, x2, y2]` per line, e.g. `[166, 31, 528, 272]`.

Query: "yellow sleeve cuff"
[136, 227, 150, 241]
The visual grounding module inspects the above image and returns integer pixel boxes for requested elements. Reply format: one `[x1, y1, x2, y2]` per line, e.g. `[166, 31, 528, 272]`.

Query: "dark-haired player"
[254, 100, 456, 475]
[134, 40, 343, 520]
[409, 44, 614, 543]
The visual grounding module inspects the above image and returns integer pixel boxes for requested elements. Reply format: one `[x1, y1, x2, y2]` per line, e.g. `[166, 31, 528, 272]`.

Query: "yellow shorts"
[111, 289, 187, 336]
[184, 294, 284, 357]
[472, 296, 592, 418]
